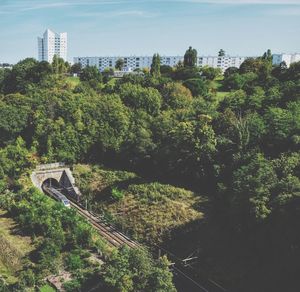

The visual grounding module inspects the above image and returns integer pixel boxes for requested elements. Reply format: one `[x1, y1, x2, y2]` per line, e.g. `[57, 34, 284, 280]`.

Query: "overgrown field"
[73, 164, 207, 244]
[0, 209, 34, 284]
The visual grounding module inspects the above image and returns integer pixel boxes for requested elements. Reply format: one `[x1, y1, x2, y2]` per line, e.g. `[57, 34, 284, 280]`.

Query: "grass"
[65, 76, 81, 88]
[0, 209, 34, 284]
[73, 164, 206, 244]
[39, 284, 56, 292]
[216, 91, 229, 101]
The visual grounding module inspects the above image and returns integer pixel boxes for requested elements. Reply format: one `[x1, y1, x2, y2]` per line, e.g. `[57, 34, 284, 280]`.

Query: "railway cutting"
[31, 163, 139, 248]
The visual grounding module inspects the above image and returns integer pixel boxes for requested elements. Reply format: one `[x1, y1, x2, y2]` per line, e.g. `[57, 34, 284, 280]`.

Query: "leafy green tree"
[63, 279, 82, 292]
[66, 252, 84, 271]
[183, 78, 208, 96]
[224, 66, 239, 79]
[233, 153, 277, 222]
[262, 49, 272, 62]
[52, 55, 68, 74]
[2, 58, 38, 93]
[173, 66, 200, 81]
[150, 54, 161, 78]
[71, 62, 82, 74]
[218, 49, 226, 57]
[162, 82, 193, 109]
[0, 97, 30, 145]
[80, 66, 102, 83]
[201, 66, 222, 80]
[115, 58, 125, 71]
[160, 65, 173, 77]
[119, 83, 162, 115]
[184, 46, 198, 67]
[103, 247, 134, 292]
[223, 73, 245, 90]
[19, 269, 36, 287]
[148, 256, 176, 292]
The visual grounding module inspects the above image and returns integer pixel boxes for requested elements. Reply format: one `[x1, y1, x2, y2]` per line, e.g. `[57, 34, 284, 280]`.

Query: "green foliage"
[18, 269, 35, 287]
[218, 49, 226, 57]
[63, 279, 81, 292]
[103, 247, 175, 292]
[79, 65, 102, 89]
[118, 83, 162, 115]
[111, 187, 124, 201]
[0, 54, 300, 291]
[233, 153, 277, 221]
[150, 54, 161, 78]
[201, 66, 222, 80]
[162, 82, 192, 109]
[183, 78, 208, 96]
[184, 46, 197, 67]
[115, 58, 125, 71]
[65, 252, 84, 271]
[52, 55, 68, 75]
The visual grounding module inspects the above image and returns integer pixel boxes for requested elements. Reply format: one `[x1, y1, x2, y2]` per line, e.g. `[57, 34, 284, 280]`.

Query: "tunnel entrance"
[42, 178, 60, 189]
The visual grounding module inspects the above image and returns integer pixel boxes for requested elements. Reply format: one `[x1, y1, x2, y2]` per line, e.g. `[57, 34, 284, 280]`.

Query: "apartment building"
[272, 53, 300, 67]
[74, 55, 249, 73]
[38, 29, 67, 62]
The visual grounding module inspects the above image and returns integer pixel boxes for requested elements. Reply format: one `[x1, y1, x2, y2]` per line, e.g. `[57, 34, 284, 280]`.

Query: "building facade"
[38, 29, 67, 62]
[272, 53, 300, 68]
[74, 55, 249, 73]
[73, 56, 183, 72]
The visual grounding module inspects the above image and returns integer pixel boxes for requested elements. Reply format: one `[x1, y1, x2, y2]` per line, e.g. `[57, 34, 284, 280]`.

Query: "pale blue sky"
[0, 0, 300, 63]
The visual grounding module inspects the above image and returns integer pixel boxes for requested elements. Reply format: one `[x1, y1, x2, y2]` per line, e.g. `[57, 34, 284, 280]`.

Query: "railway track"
[69, 201, 138, 248]
[43, 186, 138, 248]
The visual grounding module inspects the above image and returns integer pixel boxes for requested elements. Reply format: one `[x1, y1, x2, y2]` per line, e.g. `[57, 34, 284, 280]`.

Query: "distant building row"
[37, 29, 300, 72]
[73, 55, 250, 73]
[74, 53, 300, 73]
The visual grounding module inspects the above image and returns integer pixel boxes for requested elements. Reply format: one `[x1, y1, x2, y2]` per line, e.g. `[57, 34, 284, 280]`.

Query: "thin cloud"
[164, 0, 300, 4]
[266, 7, 300, 15]
[75, 10, 160, 18]
[0, 0, 139, 13]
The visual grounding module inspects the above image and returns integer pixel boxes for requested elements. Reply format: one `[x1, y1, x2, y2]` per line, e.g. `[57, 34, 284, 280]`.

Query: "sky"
[0, 0, 300, 63]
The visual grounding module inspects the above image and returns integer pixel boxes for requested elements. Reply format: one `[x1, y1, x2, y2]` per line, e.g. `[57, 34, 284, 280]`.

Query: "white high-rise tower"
[38, 29, 67, 62]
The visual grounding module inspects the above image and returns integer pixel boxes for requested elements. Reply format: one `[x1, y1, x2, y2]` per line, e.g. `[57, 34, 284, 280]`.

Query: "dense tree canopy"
[0, 53, 299, 291]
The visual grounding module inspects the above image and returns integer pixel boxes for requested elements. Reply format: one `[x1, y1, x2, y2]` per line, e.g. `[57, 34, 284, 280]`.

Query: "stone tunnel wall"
[31, 165, 81, 200]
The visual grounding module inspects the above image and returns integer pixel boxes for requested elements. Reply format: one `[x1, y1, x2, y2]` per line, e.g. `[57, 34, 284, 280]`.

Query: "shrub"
[111, 187, 124, 201]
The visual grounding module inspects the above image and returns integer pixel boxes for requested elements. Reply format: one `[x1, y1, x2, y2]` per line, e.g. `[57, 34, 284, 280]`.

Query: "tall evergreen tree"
[218, 49, 226, 57]
[115, 58, 125, 71]
[150, 53, 161, 78]
[184, 46, 198, 67]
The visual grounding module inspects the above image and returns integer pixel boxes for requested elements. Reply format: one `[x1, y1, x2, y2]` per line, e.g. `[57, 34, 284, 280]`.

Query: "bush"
[65, 252, 84, 271]
[111, 187, 124, 201]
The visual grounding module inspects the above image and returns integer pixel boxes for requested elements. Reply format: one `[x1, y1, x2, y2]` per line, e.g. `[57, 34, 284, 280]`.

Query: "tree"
[162, 82, 193, 109]
[52, 55, 68, 74]
[184, 46, 198, 67]
[79, 66, 102, 87]
[218, 49, 226, 57]
[119, 83, 162, 115]
[262, 49, 272, 62]
[71, 63, 82, 75]
[233, 153, 277, 222]
[224, 66, 239, 79]
[148, 256, 176, 292]
[201, 66, 222, 80]
[160, 65, 173, 77]
[150, 54, 161, 78]
[183, 78, 208, 96]
[115, 58, 125, 71]
[2, 58, 38, 93]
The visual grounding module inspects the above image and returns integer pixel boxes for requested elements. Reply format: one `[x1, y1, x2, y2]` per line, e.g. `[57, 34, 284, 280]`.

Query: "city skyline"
[1, 0, 300, 63]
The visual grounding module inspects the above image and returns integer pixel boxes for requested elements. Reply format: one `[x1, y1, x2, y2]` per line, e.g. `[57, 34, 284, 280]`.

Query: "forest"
[0, 48, 299, 291]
